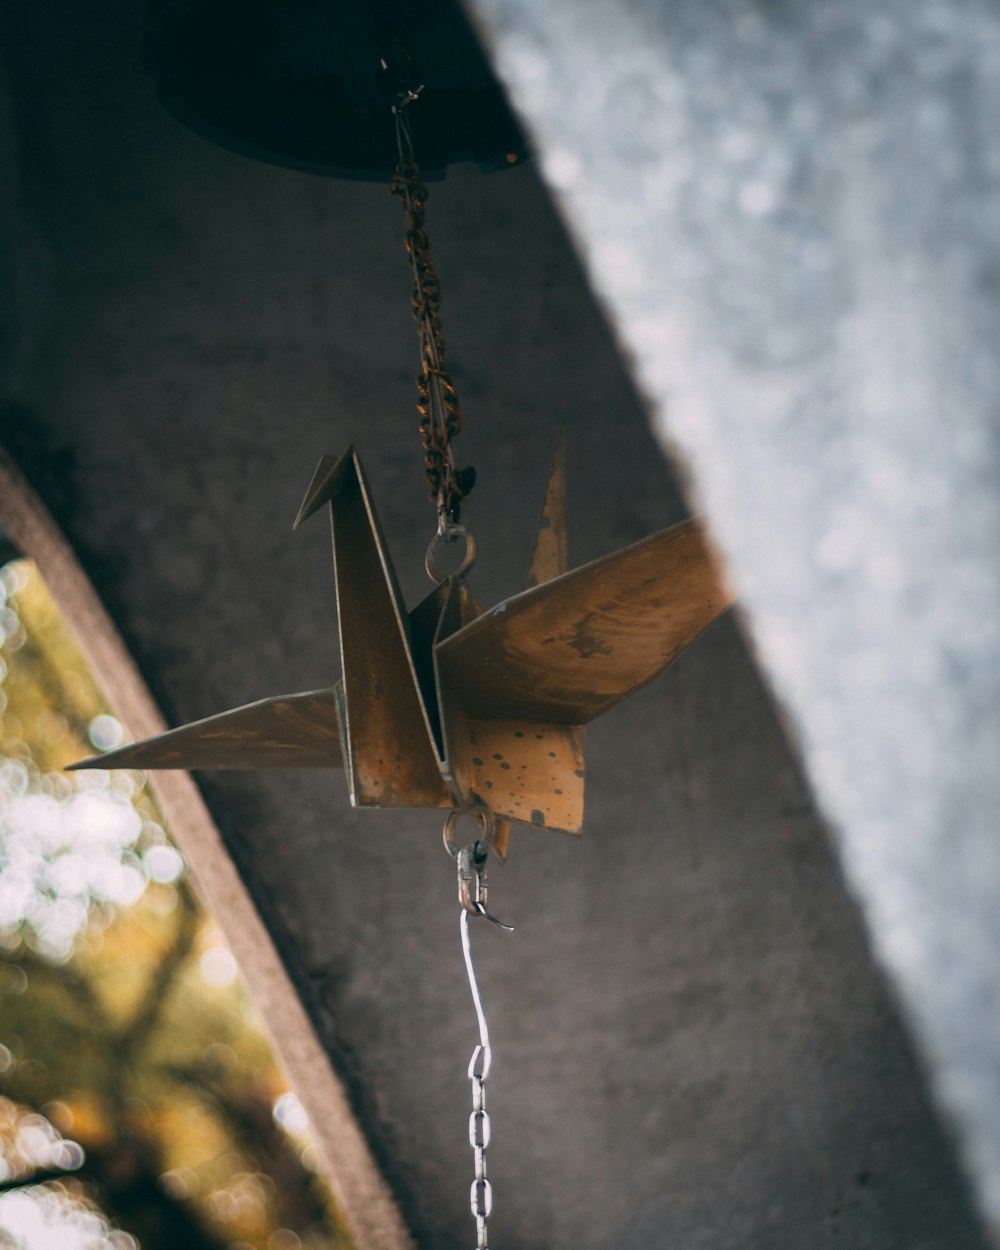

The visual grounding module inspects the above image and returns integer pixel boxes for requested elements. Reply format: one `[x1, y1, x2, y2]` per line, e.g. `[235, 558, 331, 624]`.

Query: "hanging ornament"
[69, 91, 732, 859]
[72, 19, 734, 1247]
[69, 434, 730, 851]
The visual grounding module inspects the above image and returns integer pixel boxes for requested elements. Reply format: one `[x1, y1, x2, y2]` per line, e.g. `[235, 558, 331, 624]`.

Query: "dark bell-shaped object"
[145, 0, 529, 179]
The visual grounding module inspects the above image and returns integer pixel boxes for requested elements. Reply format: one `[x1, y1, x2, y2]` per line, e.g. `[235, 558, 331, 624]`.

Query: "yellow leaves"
[2, 560, 101, 773]
[0, 557, 355, 1249]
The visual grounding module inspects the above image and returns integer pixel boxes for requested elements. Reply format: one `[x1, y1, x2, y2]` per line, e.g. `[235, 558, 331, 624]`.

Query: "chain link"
[390, 103, 476, 527]
[461, 908, 496, 1250]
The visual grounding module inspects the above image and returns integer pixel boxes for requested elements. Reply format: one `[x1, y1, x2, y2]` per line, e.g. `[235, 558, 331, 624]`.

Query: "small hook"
[457, 853, 513, 931]
[472, 900, 515, 933]
[445, 804, 513, 930]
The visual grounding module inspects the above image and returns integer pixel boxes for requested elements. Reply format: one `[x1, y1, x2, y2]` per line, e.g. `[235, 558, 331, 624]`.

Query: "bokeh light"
[272, 1093, 309, 1139]
[0, 1184, 126, 1250]
[0, 560, 353, 1250]
[199, 946, 238, 988]
[0, 759, 151, 962]
[87, 716, 124, 752]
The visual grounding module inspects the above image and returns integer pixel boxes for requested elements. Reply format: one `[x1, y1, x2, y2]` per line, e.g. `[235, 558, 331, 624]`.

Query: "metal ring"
[443, 799, 494, 858]
[425, 524, 477, 583]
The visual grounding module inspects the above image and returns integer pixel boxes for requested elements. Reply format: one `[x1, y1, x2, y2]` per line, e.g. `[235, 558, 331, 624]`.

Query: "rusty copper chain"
[390, 100, 476, 528]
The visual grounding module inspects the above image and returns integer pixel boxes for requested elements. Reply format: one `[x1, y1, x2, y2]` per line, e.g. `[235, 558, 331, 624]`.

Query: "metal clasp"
[457, 844, 489, 914]
[444, 804, 513, 932]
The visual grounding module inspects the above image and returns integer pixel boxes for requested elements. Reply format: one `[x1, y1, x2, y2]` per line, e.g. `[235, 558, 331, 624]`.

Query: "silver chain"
[448, 805, 513, 1250]
[462, 909, 494, 1250]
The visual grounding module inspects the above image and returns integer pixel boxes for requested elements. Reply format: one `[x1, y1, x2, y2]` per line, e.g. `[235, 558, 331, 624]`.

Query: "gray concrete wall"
[0, 5, 991, 1248]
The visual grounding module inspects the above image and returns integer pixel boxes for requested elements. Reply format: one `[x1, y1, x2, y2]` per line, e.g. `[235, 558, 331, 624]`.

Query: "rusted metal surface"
[524, 433, 567, 589]
[425, 448, 585, 833]
[496, 431, 584, 841]
[407, 581, 452, 761]
[433, 580, 475, 800]
[68, 688, 343, 770]
[72, 448, 731, 844]
[490, 816, 511, 863]
[465, 719, 584, 834]
[299, 448, 451, 809]
[438, 520, 733, 725]
[428, 582, 529, 861]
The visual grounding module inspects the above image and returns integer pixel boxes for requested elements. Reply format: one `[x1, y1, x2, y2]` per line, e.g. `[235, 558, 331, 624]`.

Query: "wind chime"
[73, 5, 733, 1245]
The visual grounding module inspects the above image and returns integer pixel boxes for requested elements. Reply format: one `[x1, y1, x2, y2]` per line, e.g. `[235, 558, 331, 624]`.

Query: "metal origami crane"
[71, 441, 732, 860]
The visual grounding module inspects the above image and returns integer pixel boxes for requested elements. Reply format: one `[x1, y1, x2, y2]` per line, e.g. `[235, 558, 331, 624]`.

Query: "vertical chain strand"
[461, 909, 494, 1250]
[390, 103, 476, 527]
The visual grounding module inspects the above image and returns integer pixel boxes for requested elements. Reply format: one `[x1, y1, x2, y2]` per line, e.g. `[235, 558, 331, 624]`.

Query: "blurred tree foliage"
[0, 560, 355, 1250]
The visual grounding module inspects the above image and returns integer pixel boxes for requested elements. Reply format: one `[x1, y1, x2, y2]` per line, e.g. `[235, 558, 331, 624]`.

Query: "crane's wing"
[68, 688, 343, 771]
[295, 448, 451, 809]
[436, 519, 732, 725]
[524, 430, 568, 589]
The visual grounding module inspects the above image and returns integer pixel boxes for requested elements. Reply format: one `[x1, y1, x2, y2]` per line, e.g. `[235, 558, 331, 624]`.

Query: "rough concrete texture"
[464, 0, 1000, 1240]
[0, 4, 992, 1249]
